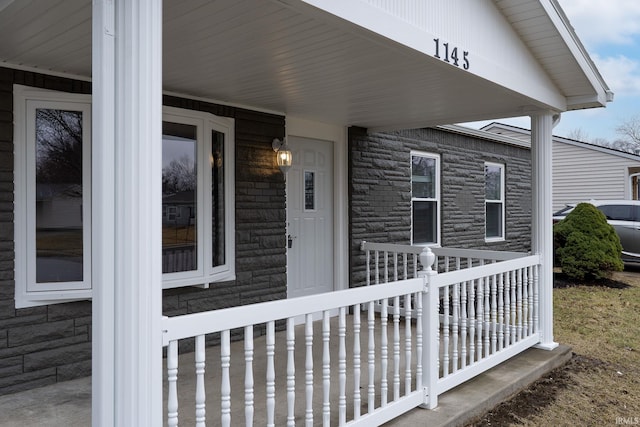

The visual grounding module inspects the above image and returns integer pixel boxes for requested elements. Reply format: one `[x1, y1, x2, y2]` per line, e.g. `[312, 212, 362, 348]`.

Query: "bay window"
[14, 87, 235, 307]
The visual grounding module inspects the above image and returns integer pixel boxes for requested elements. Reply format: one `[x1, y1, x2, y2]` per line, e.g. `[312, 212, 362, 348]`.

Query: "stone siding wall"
[349, 127, 532, 287]
[0, 67, 286, 394]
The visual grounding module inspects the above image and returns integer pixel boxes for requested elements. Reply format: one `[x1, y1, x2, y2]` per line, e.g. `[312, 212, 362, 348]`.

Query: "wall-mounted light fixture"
[272, 138, 292, 174]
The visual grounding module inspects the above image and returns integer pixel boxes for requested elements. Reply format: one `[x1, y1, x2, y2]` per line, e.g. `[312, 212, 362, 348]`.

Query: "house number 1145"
[433, 38, 470, 70]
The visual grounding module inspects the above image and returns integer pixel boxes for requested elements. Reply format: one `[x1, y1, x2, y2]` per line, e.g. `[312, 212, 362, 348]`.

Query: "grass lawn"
[472, 267, 640, 426]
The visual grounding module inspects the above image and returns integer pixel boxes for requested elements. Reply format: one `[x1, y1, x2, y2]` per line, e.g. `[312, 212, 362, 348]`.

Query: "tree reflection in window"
[35, 109, 84, 283]
[162, 122, 197, 273]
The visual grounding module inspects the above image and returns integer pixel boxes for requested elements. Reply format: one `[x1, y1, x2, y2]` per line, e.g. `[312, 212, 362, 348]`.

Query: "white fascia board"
[293, 0, 567, 111]
[542, 0, 613, 108]
[436, 124, 531, 149]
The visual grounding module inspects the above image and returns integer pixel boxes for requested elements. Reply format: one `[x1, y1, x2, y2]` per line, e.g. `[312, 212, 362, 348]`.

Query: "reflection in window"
[411, 153, 439, 245]
[35, 109, 84, 283]
[162, 122, 197, 273]
[485, 163, 504, 239]
[305, 171, 315, 210]
[212, 130, 225, 267]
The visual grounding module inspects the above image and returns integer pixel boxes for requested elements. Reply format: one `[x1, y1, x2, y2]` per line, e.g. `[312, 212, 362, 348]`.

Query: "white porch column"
[531, 113, 559, 350]
[92, 0, 163, 425]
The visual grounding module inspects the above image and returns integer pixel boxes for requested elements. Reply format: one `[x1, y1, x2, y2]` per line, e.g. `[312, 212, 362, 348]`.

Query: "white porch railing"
[161, 243, 542, 425]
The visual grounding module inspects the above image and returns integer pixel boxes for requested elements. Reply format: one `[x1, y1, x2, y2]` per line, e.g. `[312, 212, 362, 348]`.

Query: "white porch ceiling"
[0, 0, 609, 130]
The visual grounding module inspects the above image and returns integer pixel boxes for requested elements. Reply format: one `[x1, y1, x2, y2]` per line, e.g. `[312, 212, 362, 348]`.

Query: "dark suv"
[553, 200, 640, 264]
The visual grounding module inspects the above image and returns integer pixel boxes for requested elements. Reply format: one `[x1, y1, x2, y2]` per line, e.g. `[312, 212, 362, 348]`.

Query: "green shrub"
[553, 202, 623, 281]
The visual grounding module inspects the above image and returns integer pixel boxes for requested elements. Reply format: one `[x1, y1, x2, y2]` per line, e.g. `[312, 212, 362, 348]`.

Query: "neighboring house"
[0, 0, 612, 424]
[482, 122, 640, 210]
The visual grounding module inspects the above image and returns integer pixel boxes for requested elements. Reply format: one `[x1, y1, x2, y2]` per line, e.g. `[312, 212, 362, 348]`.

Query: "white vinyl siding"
[553, 141, 640, 211]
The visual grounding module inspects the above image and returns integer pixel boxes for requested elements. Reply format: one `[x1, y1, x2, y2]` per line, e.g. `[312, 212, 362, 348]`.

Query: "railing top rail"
[360, 240, 424, 254]
[162, 277, 424, 345]
[430, 254, 541, 288]
[360, 241, 528, 261]
[431, 247, 527, 261]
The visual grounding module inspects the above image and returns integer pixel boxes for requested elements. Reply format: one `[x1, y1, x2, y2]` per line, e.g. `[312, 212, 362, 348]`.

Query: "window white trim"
[14, 86, 93, 308]
[14, 87, 236, 307]
[410, 151, 440, 246]
[161, 107, 236, 289]
[485, 161, 505, 242]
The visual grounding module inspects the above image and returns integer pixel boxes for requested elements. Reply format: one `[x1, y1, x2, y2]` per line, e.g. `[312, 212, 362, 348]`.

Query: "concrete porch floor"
[0, 333, 571, 427]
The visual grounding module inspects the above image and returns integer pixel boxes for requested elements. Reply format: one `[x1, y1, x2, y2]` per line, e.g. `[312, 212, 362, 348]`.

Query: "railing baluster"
[476, 273, 484, 361]
[404, 293, 412, 396]
[517, 268, 524, 341]
[490, 274, 498, 355]
[393, 252, 398, 282]
[195, 334, 206, 427]
[452, 283, 459, 374]
[381, 299, 389, 406]
[384, 251, 389, 283]
[533, 265, 540, 333]
[244, 326, 255, 427]
[415, 290, 423, 389]
[368, 301, 376, 412]
[484, 274, 491, 358]
[523, 267, 529, 337]
[510, 270, 517, 345]
[286, 319, 295, 427]
[498, 272, 505, 350]
[460, 281, 467, 369]
[305, 314, 314, 427]
[366, 249, 371, 287]
[443, 283, 450, 376]
[528, 266, 535, 336]
[338, 307, 347, 425]
[412, 253, 417, 278]
[221, 330, 231, 427]
[266, 322, 276, 427]
[393, 296, 400, 401]
[375, 250, 380, 285]
[167, 340, 178, 427]
[322, 311, 331, 426]
[353, 304, 362, 419]
[469, 279, 476, 365]
[504, 271, 511, 347]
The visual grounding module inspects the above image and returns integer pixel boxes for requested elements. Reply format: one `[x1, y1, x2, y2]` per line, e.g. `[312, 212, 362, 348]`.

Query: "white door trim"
[285, 117, 349, 295]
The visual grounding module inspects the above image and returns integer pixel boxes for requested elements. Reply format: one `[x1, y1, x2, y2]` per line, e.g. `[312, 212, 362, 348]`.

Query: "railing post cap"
[419, 247, 436, 272]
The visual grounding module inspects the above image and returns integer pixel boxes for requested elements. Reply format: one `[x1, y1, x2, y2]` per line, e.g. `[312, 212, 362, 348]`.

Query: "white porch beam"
[92, 0, 163, 425]
[92, 1, 115, 425]
[531, 113, 559, 351]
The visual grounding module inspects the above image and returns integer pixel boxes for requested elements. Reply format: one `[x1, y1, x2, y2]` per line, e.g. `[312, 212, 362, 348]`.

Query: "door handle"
[287, 234, 294, 248]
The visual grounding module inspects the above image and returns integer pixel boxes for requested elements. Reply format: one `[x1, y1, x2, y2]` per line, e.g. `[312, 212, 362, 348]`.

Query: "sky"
[465, 0, 640, 143]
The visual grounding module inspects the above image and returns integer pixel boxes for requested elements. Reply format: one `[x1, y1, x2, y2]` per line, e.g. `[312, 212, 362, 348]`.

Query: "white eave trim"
[544, 0, 613, 109]
[436, 124, 531, 149]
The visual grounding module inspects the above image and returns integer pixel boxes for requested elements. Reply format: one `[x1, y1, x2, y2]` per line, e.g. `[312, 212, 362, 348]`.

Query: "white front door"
[287, 137, 334, 298]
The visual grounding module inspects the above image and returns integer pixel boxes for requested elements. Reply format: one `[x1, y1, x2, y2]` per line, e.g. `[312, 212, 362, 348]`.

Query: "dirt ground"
[466, 267, 640, 427]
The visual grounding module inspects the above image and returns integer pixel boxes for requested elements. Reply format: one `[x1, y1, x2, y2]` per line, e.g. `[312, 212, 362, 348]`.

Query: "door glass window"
[304, 170, 315, 210]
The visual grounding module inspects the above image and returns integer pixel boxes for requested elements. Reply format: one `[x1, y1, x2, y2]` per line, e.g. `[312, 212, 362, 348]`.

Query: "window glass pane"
[412, 156, 436, 199]
[305, 171, 315, 210]
[486, 202, 503, 238]
[413, 201, 437, 244]
[35, 108, 84, 283]
[212, 130, 225, 267]
[162, 122, 197, 273]
[485, 164, 502, 200]
[598, 205, 633, 221]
